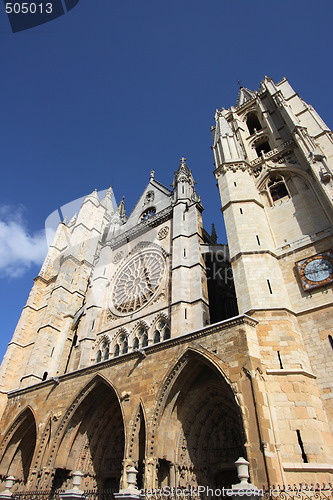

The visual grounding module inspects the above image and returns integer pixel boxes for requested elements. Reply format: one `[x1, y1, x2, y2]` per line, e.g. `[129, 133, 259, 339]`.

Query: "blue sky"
[0, 0, 332, 363]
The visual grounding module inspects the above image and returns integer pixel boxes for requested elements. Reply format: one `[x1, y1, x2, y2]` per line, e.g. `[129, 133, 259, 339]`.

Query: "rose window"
[111, 250, 165, 314]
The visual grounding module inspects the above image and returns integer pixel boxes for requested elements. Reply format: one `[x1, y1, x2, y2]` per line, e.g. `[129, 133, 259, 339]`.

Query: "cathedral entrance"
[0, 408, 37, 486]
[53, 378, 124, 491]
[155, 354, 246, 489]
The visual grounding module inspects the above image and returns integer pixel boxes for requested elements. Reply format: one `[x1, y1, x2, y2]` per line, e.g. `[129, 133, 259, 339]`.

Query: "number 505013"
[5, 3, 53, 14]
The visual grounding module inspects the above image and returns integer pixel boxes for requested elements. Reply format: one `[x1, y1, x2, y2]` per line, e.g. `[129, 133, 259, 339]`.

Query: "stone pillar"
[114, 467, 141, 500]
[232, 457, 263, 500]
[0, 477, 15, 500]
[143, 457, 158, 490]
[169, 463, 176, 488]
[59, 471, 85, 500]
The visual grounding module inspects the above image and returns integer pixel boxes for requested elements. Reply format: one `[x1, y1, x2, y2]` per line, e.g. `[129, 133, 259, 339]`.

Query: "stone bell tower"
[212, 76, 333, 479]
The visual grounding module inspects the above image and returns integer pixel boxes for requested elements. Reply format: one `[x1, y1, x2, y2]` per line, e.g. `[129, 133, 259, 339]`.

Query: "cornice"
[230, 249, 277, 263]
[34, 275, 57, 285]
[50, 285, 85, 298]
[7, 341, 34, 349]
[71, 221, 102, 235]
[221, 198, 265, 213]
[23, 304, 48, 313]
[214, 161, 250, 178]
[109, 206, 173, 249]
[266, 368, 316, 379]
[37, 324, 61, 334]
[6, 315, 257, 399]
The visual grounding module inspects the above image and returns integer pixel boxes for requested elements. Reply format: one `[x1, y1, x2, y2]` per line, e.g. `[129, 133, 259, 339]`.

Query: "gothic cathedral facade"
[0, 76, 332, 492]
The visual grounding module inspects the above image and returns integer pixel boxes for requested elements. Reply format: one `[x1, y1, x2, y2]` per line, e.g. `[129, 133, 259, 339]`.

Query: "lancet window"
[246, 112, 262, 135]
[96, 340, 110, 363]
[267, 175, 290, 203]
[153, 319, 170, 344]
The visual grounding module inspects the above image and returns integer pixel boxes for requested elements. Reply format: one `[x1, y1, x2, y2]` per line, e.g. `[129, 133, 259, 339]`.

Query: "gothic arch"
[93, 334, 112, 363]
[48, 374, 125, 490]
[151, 348, 246, 489]
[46, 375, 125, 487]
[130, 321, 150, 350]
[256, 165, 313, 192]
[112, 328, 130, 356]
[150, 314, 170, 343]
[94, 334, 112, 349]
[257, 167, 331, 245]
[0, 407, 37, 484]
[130, 320, 149, 338]
[244, 111, 262, 135]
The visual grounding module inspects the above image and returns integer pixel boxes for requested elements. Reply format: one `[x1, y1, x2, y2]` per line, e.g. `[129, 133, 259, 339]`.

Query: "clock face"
[111, 249, 165, 315]
[296, 251, 333, 291]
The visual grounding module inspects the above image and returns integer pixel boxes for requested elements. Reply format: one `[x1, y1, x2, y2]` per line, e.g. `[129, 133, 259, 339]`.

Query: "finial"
[150, 169, 155, 179]
[180, 157, 187, 164]
[237, 80, 243, 89]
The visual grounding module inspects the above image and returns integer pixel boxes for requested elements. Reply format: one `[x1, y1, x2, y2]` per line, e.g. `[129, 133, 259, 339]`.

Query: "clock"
[111, 249, 166, 315]
[296, 251, 333, 291]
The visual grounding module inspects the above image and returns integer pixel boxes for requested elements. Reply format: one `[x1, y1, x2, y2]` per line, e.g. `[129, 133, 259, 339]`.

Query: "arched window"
[153, 330, 160, 344]
[152, 319, 171, 344]
[133, 326, 149, 349]
[164, 327, 170, 340]
[255, 139, 271, 157]
[114, 344, 120, 357]
[96, 340, 110, 363]
[133, 337, 139, 350]
[246, 112, 262, 135]
[267, 175, 289, 203]
[122, 341, 128, 355]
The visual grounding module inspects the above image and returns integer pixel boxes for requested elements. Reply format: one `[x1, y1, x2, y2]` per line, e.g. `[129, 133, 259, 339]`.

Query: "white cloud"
[0, 206, 48, 279]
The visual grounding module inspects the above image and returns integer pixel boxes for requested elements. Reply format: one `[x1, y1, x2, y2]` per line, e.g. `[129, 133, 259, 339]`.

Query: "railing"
[9, 484, 333, 500]
[82, 490, 116, 500]
[262, 484, 333, 500]
[12, 491, 63, 500]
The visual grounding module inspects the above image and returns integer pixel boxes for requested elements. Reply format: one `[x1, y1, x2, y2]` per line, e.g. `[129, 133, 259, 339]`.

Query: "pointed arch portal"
[0, 408, 37, 485]
[155, 354, 246, 489]
[54, 379, 124, 491]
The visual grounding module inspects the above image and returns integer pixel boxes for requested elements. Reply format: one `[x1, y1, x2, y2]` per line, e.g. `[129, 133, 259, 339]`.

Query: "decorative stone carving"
[144, 191, 155, 206]
[157, 226, 169, 240]
[113, 251, 124, 264]
[111, 249, 166, 316]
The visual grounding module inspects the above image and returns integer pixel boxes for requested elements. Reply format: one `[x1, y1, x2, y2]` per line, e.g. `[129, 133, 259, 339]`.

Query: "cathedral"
[0, 76, 332, 494]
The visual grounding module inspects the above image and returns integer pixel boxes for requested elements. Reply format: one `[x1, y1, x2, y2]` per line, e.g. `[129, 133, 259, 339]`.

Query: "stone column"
[114, 467, 141, 500]
[169, 463, 176, 488]
[143, 457, 158, 490]
[59, 471, 85, 500]
[0, 477, 15, 500]
[232, 457, 263, 500]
